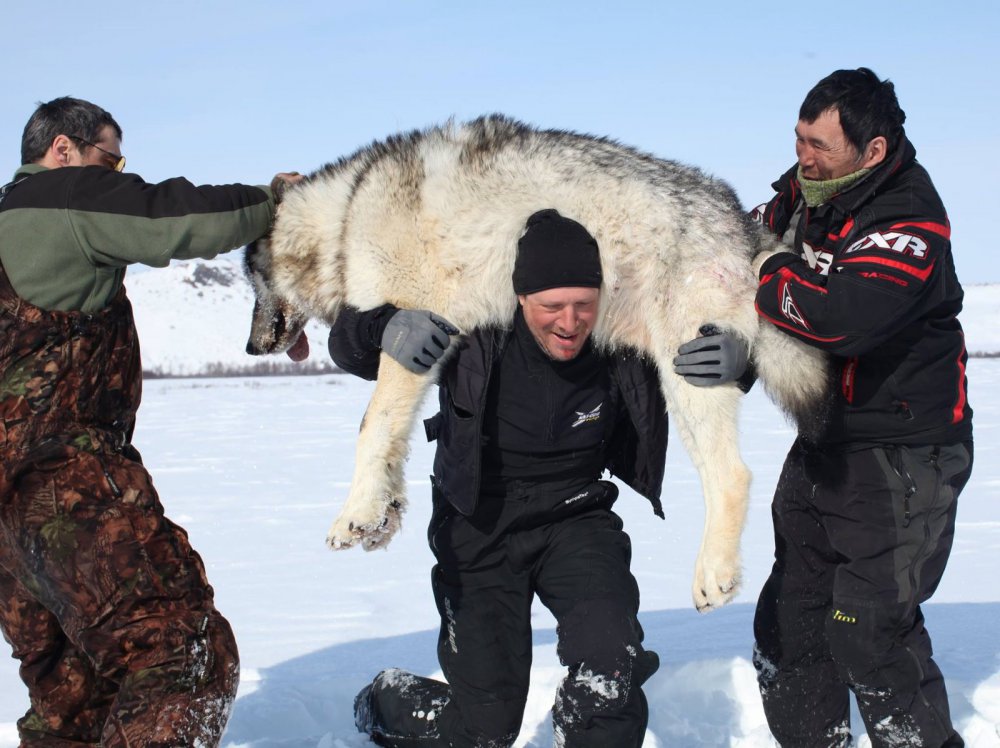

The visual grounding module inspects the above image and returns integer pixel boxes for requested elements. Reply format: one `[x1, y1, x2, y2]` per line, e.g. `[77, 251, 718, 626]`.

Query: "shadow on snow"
[223, 602, 1000, 747]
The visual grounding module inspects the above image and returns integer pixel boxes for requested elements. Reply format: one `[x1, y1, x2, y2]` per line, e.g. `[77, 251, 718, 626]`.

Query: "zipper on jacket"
[0, 176, 28, 207]
[904, 447, 942, 616]
[893, 399, 914, 422]
[102, 462, 123, 498]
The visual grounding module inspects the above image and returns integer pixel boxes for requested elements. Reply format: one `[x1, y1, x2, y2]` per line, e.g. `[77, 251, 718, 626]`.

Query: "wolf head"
[243, 236, 312, 360]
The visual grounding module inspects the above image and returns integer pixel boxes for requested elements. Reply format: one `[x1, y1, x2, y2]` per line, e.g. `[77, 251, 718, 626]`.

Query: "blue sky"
[3, 0, 998, 280]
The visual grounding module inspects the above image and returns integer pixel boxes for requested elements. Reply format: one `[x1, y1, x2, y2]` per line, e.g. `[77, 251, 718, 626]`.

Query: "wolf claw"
[692, 549, 742, 612]
[326, 496, 403, 551]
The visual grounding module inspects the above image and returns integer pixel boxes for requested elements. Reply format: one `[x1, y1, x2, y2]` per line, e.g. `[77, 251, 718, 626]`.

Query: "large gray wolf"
[245, 115, 827, 611]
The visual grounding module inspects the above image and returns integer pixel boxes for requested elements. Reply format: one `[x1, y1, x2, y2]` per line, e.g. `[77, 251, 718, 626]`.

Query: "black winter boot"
[354, 669, 452, 747]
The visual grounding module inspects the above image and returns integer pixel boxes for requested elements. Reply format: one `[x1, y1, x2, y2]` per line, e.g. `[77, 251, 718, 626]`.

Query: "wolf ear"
[270, 172, 303, 203]
[243, 236, 271, 280]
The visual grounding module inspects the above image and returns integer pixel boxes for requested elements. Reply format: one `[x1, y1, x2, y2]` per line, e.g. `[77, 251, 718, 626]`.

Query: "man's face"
[795, 107, 864, 181]
[67, 125, 123, 170]
[518, 286, 600, 361]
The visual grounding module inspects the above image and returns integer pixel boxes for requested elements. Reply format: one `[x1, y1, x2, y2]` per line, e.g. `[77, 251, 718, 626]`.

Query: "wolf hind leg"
[326, 357, 434, 551]
[659, 370, 750, 611]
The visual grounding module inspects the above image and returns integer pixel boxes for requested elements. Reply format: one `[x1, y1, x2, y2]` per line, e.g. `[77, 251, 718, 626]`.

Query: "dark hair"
[20, 96, 122, 165]
[799, 67, 906, 155]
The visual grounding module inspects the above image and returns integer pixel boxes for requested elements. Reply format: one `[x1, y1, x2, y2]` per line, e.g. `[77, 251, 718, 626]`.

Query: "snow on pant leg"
[0, 449, 239, 748]
[752, 440, 853, 748]
[0, 562, 116, 746]
[533, 507, 657, 748]
[821, 443, 972, 748]
[430, 562, 531, 747]
[428, 493, 533, 747]
[354, 668, 453, 747]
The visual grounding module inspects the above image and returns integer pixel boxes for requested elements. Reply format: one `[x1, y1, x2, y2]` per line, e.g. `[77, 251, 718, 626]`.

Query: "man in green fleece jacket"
[0, 96, 298, 747]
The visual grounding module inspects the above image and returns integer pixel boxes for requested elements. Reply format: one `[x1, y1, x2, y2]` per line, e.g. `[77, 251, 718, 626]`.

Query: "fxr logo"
[781, 283, 809, 329]
[846, 231, 928, 258]
[802, 241, 833, 276]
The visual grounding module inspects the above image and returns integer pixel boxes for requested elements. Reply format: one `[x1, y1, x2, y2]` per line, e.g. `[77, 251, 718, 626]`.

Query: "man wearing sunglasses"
[0, 96, 299, 747]
[67, 133, 127, 172]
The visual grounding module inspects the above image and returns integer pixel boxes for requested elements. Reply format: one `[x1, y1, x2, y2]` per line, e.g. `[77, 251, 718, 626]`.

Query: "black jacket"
[753, 138, 972, 446]
[329, 305, 668, 517]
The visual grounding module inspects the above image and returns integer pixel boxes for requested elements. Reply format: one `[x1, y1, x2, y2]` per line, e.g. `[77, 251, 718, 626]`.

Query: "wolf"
[245, 114, 828, 611]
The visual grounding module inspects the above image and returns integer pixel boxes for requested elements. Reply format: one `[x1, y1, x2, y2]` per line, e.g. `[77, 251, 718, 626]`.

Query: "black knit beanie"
[512, 209, 602, 295]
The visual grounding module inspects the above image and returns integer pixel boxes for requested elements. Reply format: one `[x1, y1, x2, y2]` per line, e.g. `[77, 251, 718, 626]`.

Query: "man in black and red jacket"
[747, 68, 973, 747]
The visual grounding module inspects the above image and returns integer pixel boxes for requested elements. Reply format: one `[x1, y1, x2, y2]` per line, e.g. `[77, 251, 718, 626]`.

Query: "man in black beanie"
[329, 209, 668, 747]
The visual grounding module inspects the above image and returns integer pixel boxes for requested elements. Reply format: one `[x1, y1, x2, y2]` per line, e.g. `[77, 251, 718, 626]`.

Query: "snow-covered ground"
[0, 358, 997, 746]
[961, 284, 1000, 356]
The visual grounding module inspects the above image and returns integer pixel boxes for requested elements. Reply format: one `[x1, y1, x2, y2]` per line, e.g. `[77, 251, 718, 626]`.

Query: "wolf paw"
[751, 248, 789, 278]
[692, 549, 742, 612]
[326, 498, 403, 552]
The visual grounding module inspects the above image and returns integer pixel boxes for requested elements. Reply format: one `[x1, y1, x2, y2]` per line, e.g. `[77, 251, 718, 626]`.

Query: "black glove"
[381, 309, 459, 373]
[673, 324, 749, 387]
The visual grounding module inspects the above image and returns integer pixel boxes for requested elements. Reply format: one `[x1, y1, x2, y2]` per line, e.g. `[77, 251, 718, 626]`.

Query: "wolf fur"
[245, 115, 828, 611]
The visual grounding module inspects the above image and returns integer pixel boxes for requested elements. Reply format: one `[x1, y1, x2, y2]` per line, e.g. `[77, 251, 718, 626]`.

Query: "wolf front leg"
[663, 377, 751, 611]
[326, 356, 434, 551]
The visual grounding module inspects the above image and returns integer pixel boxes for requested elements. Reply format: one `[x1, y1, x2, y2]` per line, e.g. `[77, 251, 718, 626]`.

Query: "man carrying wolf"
[329, 209, 667, 747]
[676, 68, 974, 747]
[0, 96, 298, 746]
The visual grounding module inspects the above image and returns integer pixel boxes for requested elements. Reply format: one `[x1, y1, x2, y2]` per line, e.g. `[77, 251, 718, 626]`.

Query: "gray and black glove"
[381, 309, 459, 373]
[673, 324, 749, 387]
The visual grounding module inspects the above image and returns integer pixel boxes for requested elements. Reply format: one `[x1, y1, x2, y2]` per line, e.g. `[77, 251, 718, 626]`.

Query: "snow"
[962, 284, 1000, 356]
[0, 260, 997, 746]
[125, 257, 333, 378]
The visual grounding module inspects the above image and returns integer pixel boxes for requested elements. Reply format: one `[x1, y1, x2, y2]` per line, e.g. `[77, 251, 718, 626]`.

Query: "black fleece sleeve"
[327, 303, 398, 380]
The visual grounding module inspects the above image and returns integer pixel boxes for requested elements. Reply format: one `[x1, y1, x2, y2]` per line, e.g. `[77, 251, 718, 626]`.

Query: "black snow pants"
[361, 477, 658, 747]
[753, 438, 973, 748]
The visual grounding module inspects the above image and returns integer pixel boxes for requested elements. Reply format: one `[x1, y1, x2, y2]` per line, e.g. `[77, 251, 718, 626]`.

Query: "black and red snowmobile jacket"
[753, 136, 973, 446]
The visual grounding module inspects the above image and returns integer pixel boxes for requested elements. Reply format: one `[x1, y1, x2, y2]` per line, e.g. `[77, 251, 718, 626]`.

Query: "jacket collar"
[12, 164, 47, 180]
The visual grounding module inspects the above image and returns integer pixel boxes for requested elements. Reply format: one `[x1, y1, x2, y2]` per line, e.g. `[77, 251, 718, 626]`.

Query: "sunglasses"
[70, 135, 126, 172]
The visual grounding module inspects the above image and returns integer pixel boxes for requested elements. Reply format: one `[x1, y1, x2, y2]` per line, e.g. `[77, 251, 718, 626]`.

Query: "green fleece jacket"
[0, 164, 274, 313]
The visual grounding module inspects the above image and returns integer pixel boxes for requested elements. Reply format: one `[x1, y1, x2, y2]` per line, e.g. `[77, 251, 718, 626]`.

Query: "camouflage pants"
[0, 447, 239, 747]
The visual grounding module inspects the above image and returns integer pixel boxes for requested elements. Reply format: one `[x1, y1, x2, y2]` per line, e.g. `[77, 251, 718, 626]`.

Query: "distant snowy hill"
[127, 256, 333, 377]
[127, 256, 1000, 377]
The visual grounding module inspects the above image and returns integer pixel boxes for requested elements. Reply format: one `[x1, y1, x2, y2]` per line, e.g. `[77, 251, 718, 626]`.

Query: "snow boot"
[354, 668, 452, 747]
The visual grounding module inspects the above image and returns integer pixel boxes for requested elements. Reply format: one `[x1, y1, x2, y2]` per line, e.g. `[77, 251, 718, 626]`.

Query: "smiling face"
[795, 107, 886, 181]
[518, 286, 600, 361]
[795, 108, 862, 181]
